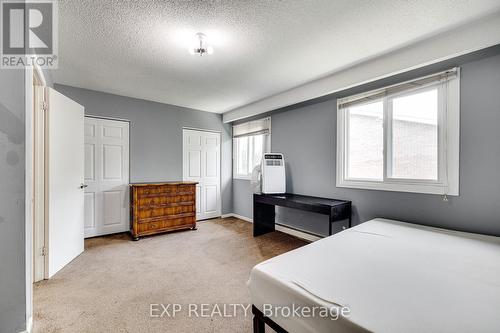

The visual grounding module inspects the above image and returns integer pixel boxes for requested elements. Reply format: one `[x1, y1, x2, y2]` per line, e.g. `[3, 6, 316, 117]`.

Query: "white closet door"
[84, 117, 129, 238]
[183, 129, 221, 220]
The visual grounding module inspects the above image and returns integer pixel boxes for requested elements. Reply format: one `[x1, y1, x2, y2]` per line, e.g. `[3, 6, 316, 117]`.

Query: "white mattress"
[248, 218, 500, 333]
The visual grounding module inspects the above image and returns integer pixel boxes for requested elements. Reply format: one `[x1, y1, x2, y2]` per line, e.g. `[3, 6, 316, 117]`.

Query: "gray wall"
[0, 70, 27, 332]
[54, 84, 232, 215]
[232, 50, 500, 237]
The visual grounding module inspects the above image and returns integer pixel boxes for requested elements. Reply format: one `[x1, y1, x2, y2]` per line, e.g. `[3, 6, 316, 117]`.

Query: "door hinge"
[41, 246, 47, 257]
[41, 101, 48, 112]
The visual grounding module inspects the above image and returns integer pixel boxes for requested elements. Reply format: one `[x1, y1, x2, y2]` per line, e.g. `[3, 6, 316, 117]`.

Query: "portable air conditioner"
[261, 153, 286, 194]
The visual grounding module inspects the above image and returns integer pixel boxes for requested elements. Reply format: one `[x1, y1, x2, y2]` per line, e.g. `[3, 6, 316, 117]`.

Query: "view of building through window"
[347, 101, 384, 180]
[391, 89, 438, 180]
[347, 88, 438, 181]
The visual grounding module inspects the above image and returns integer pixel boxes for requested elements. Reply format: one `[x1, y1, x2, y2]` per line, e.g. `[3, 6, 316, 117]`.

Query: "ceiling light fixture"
[189, 33, 214, 56]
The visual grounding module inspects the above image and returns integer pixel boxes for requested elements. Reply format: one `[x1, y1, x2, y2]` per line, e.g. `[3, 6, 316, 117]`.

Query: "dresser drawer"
[137, 194, 195, 207]
[178, 184, 195, 193]
[136, 216, 196, 233]
[137, 221, 163, 233]
[137, 185, 177, 196]
[138, 200, 195, 210]
[137, 212, 195, 223]
[137, 205, 195, 219]
[137, 185, 194, 198]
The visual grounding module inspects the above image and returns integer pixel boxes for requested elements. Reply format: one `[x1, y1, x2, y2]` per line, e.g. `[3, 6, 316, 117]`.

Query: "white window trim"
[233, 118, 272, 180]
[336, 69, 460, 195]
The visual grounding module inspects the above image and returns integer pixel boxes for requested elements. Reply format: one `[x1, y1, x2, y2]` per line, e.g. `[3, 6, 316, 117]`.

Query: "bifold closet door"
[84, 117, 129, 238]
[183, 129, 221, 220]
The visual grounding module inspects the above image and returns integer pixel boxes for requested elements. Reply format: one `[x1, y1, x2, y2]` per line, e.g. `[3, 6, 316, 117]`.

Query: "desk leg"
[253, 201, 275, 237]
[328, 215, 333, 236]
[348, 202, 352, 228]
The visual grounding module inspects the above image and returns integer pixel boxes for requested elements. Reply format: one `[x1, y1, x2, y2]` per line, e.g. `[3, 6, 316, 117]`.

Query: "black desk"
[253, 193, 351, 237]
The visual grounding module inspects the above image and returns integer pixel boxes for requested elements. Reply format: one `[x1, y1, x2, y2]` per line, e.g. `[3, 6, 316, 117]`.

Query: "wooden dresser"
[129, 182, 197, 240]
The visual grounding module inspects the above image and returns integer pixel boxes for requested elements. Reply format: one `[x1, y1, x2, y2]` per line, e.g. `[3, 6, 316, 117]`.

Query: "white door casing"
[46, 88, 85, 278]
[33, 85, 45, 282]
[84, 117, 129, 238]
[183, 129, 221, 220]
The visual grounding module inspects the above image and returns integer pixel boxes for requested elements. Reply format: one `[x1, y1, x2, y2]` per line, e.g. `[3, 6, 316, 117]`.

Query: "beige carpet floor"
[33, 218, 307, 333]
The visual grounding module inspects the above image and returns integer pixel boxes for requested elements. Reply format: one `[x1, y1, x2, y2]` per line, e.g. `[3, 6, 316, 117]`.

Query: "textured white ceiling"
[52, 0, 500, 113]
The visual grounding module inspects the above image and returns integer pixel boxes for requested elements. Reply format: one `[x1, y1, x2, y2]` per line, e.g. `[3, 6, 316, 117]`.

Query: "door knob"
[80, 184, 88, 189]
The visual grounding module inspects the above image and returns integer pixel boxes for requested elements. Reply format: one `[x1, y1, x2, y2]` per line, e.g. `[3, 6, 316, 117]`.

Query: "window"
[233, 117, 271, 179]
[337, 68, 460, 195]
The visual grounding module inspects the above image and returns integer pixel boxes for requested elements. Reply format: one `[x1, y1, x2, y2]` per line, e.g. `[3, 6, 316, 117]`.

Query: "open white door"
[183, 129, 221, 220]
[46, 87, 85, 278]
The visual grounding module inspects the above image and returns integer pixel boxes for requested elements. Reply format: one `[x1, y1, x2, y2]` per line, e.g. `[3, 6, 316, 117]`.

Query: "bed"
[248, 218, 500, 333]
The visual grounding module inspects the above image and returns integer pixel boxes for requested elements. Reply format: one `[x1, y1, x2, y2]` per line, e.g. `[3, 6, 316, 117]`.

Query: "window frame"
[233, 133, 271, 180]
[336, 69, 460, 195]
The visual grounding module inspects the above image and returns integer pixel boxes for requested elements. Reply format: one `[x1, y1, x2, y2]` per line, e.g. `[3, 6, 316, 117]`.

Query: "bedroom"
[1, 1, 500, 332]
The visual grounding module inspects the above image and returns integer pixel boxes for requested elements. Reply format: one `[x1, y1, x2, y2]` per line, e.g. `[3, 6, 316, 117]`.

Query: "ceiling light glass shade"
[188, 33, 214, 56]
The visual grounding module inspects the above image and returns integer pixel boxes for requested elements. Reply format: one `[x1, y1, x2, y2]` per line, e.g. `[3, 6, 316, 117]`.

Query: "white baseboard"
[221, 213, 321, 242]
[19, 316, 32, 333]
[221, 213, 252, 222]
[227, 213, 253, 223]
[275, 224, 321, 242]
[221, 213, 253, 222]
